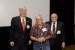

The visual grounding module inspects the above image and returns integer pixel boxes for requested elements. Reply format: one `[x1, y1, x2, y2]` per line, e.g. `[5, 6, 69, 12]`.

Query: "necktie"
[53, 23, 56, 38]
[22, 18, 25, 31]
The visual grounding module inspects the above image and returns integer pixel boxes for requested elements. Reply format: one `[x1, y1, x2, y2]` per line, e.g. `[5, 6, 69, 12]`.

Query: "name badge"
[27, 25, 30, 29]
[57, 30, 61, 34]
[42, 28, 47, 32]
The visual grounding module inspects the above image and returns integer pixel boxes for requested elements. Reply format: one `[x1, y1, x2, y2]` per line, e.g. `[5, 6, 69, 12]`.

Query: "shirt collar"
[20, 16, 26, 23]
[52, 21, 57, 24]
[20, 16, 26, 19]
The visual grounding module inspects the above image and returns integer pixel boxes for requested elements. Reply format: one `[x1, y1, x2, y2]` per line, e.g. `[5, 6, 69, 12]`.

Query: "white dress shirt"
[51, 21, 57, 33]
[20, 16, 26, 25]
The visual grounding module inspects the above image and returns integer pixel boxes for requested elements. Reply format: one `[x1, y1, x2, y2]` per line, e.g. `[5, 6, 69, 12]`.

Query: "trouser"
[33, 40, 50, 50]
[50, 38, 62, 50]
[11, 46, 27, 50]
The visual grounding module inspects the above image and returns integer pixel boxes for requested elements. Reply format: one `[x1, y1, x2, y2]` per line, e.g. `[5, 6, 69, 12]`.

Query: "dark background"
[0, 0, 74, 50]
[74, 0, 75, 40]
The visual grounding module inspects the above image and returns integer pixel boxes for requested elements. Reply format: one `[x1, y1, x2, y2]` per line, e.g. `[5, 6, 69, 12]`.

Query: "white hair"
[35, 14, 43, 20]
[19, 6, 26, 10]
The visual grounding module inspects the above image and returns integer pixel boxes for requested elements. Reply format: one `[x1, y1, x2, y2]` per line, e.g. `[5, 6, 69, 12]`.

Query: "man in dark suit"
[46, 13, 65, 50]
[10, 6, 32, 50]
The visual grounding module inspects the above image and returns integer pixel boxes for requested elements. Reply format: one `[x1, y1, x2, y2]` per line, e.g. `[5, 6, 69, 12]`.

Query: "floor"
[63, 45, 75, 50]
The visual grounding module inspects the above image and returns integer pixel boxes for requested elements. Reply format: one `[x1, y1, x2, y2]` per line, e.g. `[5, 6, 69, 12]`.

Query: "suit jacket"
[46, 21, 65, 50]
[10, 16, 32, 46]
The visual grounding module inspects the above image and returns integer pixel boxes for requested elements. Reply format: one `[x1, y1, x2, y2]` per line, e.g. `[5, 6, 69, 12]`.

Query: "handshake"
[37, 37, 46, 43]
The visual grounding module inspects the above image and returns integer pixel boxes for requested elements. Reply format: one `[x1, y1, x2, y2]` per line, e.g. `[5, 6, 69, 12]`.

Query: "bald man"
[10, 6, 32, 50]
[46, 13, 65, 50]
[30, 15, 51, 50]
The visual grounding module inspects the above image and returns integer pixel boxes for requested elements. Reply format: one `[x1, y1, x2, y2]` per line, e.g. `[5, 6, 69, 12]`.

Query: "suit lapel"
[24, 17, 27, 31]
[23, 17, 29, 31]
[49, 21, 52, 33]
[56, 21, 59, 33]
[48, 21, 51, 27]
[18, 16, 23, 31]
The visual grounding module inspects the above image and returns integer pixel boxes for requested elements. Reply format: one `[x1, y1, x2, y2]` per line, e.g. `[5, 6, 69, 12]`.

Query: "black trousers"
[50, 39, 62, 50]
[11, 46, 27, 50]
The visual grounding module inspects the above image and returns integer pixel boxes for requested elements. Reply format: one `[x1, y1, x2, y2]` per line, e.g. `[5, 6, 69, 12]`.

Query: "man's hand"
[41, 37, 46, 42]
[38, 37, 46, 43]
[10, 41, 14, 46]
[28, 40, 32, 45]
[38, 37, 43, 43]
[61, 42, 65, 49]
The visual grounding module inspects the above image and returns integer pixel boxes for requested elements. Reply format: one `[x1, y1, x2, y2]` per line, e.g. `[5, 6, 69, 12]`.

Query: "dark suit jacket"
[46, 21, 65, 50]
[10, 16, 32, 46]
